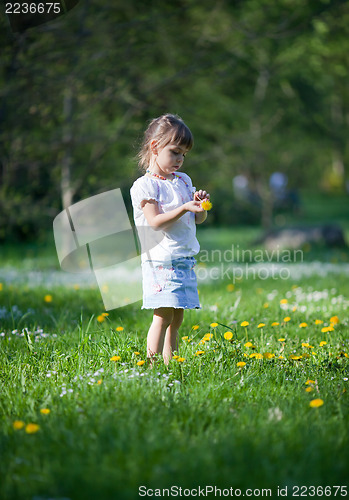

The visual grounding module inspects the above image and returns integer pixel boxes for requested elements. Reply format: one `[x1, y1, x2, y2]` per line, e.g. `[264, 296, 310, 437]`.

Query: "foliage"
[1, 0, 349, 240]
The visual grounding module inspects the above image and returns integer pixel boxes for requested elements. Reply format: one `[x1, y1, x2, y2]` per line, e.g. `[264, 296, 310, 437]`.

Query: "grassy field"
[0, 194, 348, 500]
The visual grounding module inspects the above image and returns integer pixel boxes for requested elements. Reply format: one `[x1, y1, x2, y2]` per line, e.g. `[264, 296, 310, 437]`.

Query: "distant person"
[130, 114, 211, 364]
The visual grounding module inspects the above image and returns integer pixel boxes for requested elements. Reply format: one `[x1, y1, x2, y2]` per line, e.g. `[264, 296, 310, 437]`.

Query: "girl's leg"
[163, 308, 184, 364]
[147, 307, 174, 362]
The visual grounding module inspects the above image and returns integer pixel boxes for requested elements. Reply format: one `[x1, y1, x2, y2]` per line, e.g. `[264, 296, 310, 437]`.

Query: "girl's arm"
[141, 199, 204, 231]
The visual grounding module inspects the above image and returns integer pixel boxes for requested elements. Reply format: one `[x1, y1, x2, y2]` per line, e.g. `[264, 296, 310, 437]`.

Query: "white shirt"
[130, 172, 200, 263]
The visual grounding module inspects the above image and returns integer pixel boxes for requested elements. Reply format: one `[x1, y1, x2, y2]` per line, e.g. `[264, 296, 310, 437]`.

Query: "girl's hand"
[194, 190, 210, 202]
[184, 200, 205, 213]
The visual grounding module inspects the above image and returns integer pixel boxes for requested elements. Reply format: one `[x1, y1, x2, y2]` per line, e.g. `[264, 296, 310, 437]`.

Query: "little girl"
[130, 114, 210, 364]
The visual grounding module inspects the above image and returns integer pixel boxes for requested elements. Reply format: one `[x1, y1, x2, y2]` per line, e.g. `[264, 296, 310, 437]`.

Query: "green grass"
[0, 265, 348, 499]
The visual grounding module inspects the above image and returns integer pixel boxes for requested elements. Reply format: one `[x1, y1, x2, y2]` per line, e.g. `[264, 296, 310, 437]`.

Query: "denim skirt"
[141, 256, 201, 310]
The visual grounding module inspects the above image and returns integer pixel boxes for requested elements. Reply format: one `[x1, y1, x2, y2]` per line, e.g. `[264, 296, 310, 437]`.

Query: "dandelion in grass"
[134, 352, 140, 355]
[257, 323, 265, 328]
[192, 325, 200, 330]
[289, 355, 302, 360]
[25, 423, 40, 434]
[40, 408, 50, 415]
[299, 322, 308, 328]
[240, 321, 249, 327]
[110, 355, 121, 362]
[237, 361, 246, 368]
[137, 360, 145, 366]
[203, 333, 213, 340]
[177, 357, 185, 363]
[319, 341, 327, 347]
[306, 387, 313, 392]
[210, 322, 218, 328]
[278, 355, 285, 360]
[194, 351, 205, 356]
[244, 341, 253, 347]
[283, 317, 291, 323]
[44, 294, 52, 303]
[263, 352, 275, 359]
[330, 315, 339, 324]
[280, 299, 288, 304]
[97, 379, 103, 385]
[173, 355, 179, 360]
[271, 322, 279, 327]
[306, 379, 315, 385]
[224, 332, 233, 341]
[116, 326, 124, 332]
[227, 284, 235, 292]
[315, 319, 323, 325]
[309, 398, 324, 408]
[97, 315, 105, 323]
[182, 336, 189, 341]
[13, 420, 25, 430]
[263, 303, 269, 308]
[278, 338, 286, 342]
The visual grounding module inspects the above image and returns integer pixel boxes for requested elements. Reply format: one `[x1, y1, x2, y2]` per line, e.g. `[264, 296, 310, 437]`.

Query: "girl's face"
[152, 142, 188, 178]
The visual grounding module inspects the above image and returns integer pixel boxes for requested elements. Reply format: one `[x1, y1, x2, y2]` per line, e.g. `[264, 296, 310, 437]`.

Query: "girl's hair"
[137, 114, 194, 171]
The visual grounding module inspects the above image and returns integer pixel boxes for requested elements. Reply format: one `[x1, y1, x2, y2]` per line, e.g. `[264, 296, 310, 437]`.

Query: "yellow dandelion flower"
[44, 294, 52, 303]
[199, 339, 206, 345]
[299, 322, 308, 328]
[249, 353, 256, 358]
[319, 341, 327, 347]
[283, 317, 291, 322]
[278, 355, 285, 359]
[25, 423, 40, 434]
[97, 379, 103, 385]
[172, 355, 179, 359]
[330, 315, 339, 324]
[254, 353, 263, 359]
[240, 321, 249, 327]
[224, 332, 233, 340]
[102, 312, 109, 317]
[40, 408, 50, 415]
[244, 341, 253, 347]
[278, 338, 286, 342]
[194, 351, 205, 356]
[192, 325, 200, 330]
[137, 360, 145, 366]
[327, 326, 334, 332]
[302, 342, 310, 347]
[315, 319, 323, 325]
[0, 283, 3, 291]
[227, 284, 235, 292]
[110, 355, 121, 362]
[306, 379, 315, 385]
[13, 420, 25, 430]
[201, 200, 212, 211]
[292, 306, 297, 312]
[280, 299, 288, 304]
[203, 333, 213, 340]
[305, 387, 313, 392]
[116, 326, 124, 332]
[289, 355, 302, 360]
[321, 327, 329, 333]
[263, 352, 275, 359]
[237, 361, 246, 368]
[97, 315, 105, 323]
[271, 322, 279, 327]
[210, 322, 218, 328]
[182, 336, 189, 341]
[134, 352, 140, 355]
[309, 398, 324, 408]
[177, 357, 185, 363]
[263, 303, 269, 308]
[243, 353, 248, 358]
[257, 323, 265, 328]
